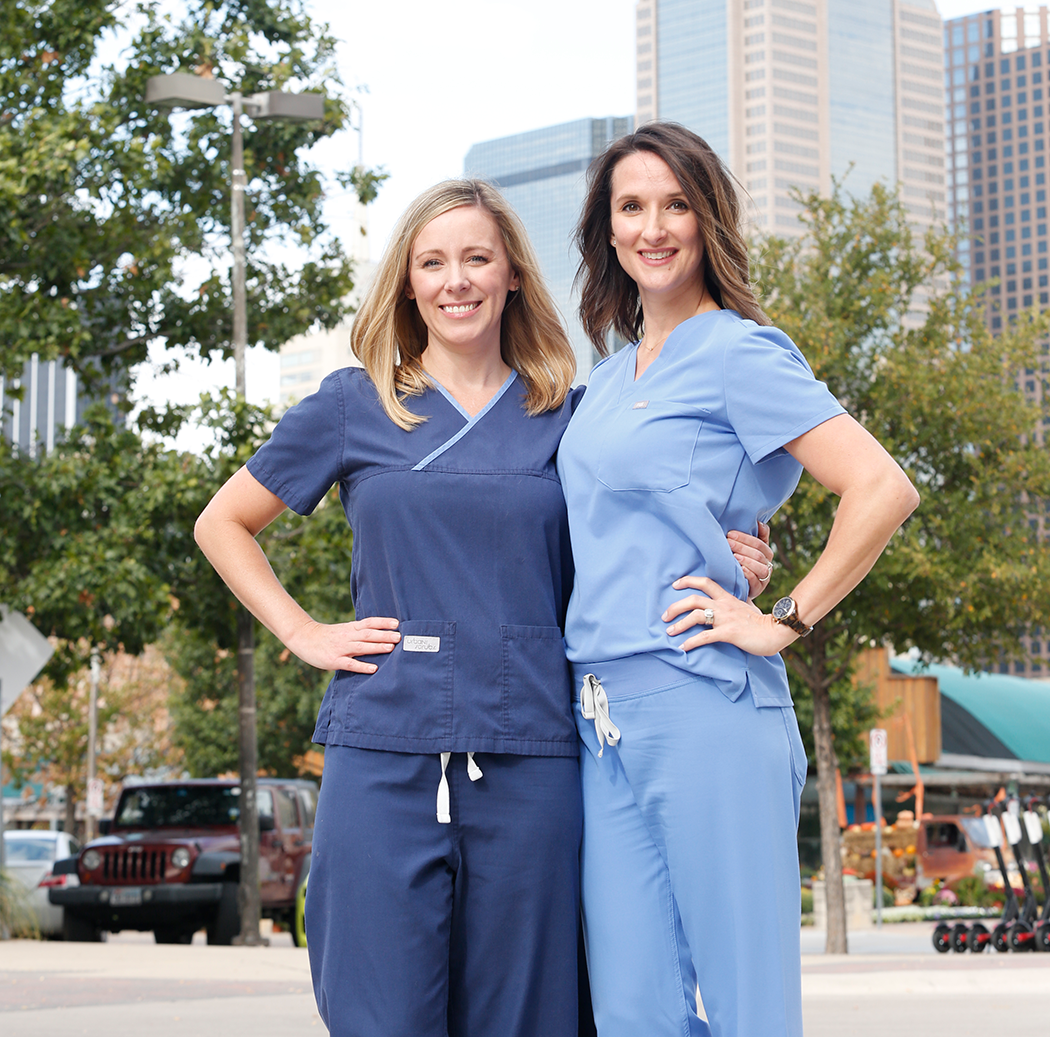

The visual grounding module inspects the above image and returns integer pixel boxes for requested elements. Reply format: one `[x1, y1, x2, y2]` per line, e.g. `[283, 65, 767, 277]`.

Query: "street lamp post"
[145, 74, 323, 946]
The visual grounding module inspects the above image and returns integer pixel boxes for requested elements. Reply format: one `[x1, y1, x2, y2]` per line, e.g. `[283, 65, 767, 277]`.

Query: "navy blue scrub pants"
[573, 657, 807, 1037]
[306, 746, 583, 1037]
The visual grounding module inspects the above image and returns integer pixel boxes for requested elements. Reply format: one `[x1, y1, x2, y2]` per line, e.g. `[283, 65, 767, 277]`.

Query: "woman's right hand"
[285, 616, 401, 674]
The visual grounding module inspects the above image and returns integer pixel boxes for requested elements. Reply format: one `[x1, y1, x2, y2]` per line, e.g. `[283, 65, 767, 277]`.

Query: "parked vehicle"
[2, 829, 81, 936]
[49, 777, 316, 944]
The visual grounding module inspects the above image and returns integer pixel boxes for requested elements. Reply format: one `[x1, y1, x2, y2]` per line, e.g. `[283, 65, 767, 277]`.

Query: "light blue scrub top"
[557, 309, 845, 707]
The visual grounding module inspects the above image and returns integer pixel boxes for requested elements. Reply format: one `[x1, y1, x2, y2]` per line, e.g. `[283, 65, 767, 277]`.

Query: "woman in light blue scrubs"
[558, 123, 920, 1037]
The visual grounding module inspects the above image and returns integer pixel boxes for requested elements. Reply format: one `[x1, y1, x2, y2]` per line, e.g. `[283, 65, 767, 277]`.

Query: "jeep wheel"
[207, 882, 241, 945]
[154, 927, 194, 944]
[63, 913, 106, 942]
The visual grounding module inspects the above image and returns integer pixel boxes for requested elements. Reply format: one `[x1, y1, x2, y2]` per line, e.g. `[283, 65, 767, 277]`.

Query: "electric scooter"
[962, 808, 1021, 953]
[933, 808, 1015, 953]
[1012, 795, 1050, 952]
[999, 797, 1041, 951]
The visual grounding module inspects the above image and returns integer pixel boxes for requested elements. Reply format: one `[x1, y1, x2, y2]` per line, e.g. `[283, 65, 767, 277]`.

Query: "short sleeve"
[723, 325, 845, 464]
[246, 373, 347, 515]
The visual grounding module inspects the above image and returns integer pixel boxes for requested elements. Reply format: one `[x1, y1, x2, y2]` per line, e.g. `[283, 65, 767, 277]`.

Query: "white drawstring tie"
[580, 673, 620, 757]
[436, 752, 484, 823]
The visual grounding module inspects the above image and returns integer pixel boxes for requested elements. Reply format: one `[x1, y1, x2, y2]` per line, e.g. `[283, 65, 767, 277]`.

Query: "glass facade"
[0, 355, 90, 456]
[657, 0, 729, 158]
[465, 117, 633, 379]
[827, 0, 897, 195]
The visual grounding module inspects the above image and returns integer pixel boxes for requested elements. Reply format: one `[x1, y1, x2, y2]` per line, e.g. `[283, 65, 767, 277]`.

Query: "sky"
[134, 0, 1007, 434]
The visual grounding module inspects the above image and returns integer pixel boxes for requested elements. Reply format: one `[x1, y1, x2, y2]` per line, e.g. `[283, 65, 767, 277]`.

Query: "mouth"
[439, 302, 481, 315]
[639, 249, 677, 262]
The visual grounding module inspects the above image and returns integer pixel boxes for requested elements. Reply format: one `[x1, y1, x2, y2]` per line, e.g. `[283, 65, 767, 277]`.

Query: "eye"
[620, 201, 640, 212]
[467, 254, 489, 264]
[421, 258, 441, 269]
[669, 200, 689, 212]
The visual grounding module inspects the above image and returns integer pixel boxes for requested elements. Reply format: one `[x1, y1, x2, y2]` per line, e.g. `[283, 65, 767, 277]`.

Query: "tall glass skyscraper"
[465, 117, 634, 379]
[946, 6, 1050, 679]
[636, 0, 946, 235]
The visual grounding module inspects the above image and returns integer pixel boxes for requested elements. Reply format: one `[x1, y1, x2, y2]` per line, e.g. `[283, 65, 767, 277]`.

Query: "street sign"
[0, 605, 54, 716]
[870, 728, 888, 776]
[87, 778, 105, 818]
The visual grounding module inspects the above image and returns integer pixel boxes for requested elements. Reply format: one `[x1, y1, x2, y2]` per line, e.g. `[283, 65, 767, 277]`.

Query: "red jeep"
[49, 777, 316, 944]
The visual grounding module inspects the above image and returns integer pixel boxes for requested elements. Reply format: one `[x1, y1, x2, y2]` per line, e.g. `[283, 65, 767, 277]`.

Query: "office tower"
[1, 356, 83, 456]
[946, 7, 1050, 680]
[636, 0, 946, 235]
[465, 117, 634, 379]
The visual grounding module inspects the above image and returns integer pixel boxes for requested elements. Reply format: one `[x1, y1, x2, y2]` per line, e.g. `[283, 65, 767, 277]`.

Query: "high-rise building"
[465, 117, 634, 380]
[636, 0, 946, 235]
[946, 6, 1050, 680]
[1, 356, 85, 456]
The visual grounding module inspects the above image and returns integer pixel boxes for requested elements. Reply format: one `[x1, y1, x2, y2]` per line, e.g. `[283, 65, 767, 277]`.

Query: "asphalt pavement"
[0, 923, 1047, 1035]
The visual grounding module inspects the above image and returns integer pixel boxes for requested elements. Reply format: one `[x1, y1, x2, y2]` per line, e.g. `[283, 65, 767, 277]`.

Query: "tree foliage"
[1, 0, 378, 394]
[752, 181, 1050, 951]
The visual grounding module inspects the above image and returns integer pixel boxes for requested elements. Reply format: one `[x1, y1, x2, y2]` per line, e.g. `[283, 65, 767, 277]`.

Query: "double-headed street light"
[145, 73, 324, 395]
[145, 73, 323, 947]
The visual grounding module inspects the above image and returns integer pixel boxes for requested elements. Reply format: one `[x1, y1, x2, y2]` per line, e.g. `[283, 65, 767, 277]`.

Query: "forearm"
[785, 465, 919, 631]
[194, 510, 315, 649]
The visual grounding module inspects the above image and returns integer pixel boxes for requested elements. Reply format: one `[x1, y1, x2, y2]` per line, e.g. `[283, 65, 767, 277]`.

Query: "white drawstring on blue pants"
[580, 673, 621, 757]
[436, 752, 484, 823]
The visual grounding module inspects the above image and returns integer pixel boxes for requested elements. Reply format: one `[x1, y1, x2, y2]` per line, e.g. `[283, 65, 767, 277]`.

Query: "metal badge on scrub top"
[403, 636, 441, 653]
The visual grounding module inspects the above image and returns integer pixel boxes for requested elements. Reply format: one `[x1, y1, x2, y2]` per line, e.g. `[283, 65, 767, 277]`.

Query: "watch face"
[772, 597, 794, 621]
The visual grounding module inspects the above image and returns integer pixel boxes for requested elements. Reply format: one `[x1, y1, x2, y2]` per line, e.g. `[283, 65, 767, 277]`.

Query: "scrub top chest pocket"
[597, 401, 708, 493]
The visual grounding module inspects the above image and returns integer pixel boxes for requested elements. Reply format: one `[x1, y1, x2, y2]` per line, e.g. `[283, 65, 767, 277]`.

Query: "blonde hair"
[352, 179, 576, 429]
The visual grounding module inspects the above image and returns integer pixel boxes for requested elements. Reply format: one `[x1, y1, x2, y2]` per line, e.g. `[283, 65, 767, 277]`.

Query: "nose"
[642, 207, 668, 244]
[445, 263, 471, 293]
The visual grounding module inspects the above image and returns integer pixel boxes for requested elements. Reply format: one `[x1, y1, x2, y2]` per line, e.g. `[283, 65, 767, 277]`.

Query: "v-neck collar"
[628, 309, 723, 389]
[412, 370, 518, 471]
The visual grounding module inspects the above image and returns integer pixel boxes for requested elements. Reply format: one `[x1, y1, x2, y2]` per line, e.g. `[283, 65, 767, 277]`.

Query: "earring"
[611, 238, 617, 247]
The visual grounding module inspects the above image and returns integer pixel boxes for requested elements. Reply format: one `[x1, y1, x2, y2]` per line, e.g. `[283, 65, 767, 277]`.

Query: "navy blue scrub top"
[247, 368, 582, 757]
[557, 310, 846, 707]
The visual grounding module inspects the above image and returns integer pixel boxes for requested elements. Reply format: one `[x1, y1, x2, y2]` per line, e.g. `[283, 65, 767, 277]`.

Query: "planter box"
[812, 879, 874, 930]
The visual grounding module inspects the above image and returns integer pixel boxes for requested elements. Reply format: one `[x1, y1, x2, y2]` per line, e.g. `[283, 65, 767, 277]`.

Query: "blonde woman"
[195, 178, 774, 1037]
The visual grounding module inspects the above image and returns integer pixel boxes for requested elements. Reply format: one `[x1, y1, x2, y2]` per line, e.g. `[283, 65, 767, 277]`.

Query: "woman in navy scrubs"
[558, 123, 920, 1037]
[195, 177, 774, 1037]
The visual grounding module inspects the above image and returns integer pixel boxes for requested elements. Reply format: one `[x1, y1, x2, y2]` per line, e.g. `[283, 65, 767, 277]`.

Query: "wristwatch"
[771, 596, 813, 637]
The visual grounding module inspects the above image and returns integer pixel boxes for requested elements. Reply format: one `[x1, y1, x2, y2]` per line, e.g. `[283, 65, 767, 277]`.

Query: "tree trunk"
[812, 679, 848, 953]
[235, 608, 264, 946]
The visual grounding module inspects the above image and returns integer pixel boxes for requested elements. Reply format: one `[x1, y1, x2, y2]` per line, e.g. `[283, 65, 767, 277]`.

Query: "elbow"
[193, 508, 213, 552]
[892, 470, 921, 527]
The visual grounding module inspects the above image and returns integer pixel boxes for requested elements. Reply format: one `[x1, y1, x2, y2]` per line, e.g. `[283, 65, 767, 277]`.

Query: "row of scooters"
[932, 795, 1050, 953]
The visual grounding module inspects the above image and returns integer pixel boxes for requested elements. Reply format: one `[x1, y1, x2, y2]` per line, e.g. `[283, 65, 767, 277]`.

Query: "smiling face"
[405, 204, 520, 361]
[609, 150, 707, 311]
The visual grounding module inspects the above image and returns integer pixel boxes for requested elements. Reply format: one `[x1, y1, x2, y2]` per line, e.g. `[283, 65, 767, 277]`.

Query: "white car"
[3, 830, 81, 936]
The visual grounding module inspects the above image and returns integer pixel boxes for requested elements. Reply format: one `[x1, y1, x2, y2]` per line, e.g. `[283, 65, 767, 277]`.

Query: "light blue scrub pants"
[573, 657, 807, 1037]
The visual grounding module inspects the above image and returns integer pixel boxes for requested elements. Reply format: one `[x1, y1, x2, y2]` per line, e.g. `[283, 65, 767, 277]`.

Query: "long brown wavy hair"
[352, 179, 576, 430]
[575, 122, 769, 355]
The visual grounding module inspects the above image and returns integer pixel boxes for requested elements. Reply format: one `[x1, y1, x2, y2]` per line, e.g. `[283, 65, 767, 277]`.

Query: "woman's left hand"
[726, 521, 774, 601]
[662, 576, 796, 657]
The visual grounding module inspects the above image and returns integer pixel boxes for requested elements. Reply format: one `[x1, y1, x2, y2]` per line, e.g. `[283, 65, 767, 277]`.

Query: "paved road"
[0, 923, 1047, 1035]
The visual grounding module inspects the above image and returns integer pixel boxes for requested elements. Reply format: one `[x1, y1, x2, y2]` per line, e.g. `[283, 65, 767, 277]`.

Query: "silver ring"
[703, 608, 715, 623]
[764, 561, 774, 581]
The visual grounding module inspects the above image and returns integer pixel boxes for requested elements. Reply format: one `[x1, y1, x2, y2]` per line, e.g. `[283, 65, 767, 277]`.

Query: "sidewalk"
[1, 923, 1048, 1036]
[801, 922, 1050, 1037]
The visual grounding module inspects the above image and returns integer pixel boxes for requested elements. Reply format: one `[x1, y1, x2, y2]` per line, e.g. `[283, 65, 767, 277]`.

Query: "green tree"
[753, 182, 1050, 952]
[1, 0, 380, 393]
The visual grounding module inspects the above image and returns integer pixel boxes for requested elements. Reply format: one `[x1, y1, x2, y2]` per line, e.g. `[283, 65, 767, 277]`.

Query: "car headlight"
[82, 849, 102, 870]
[171, 847, 191, 869]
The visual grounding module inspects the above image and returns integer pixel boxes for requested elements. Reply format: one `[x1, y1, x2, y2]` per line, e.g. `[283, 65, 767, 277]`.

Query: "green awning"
[891, 658, 1050, 764]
